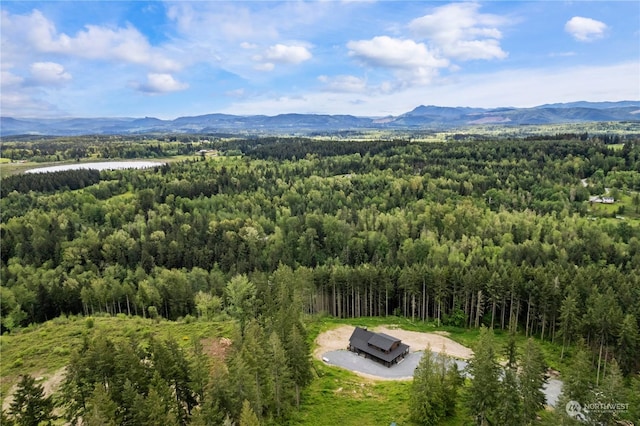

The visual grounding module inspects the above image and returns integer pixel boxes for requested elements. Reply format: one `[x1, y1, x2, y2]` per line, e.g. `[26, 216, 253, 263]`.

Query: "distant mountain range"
[1, 101, 639, 136]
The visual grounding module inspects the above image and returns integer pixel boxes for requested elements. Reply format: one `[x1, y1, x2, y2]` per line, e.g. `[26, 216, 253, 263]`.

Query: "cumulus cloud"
[136, 73, 189, 94]
[409, 3, 508, 61]
[263, 44, 312, 64]
[29, 62, 72, 86]
[347, 36, 448, 85]
[3, 9, 179, 72]
[252, 43, 312, 71]
[565, 16, 607, 42]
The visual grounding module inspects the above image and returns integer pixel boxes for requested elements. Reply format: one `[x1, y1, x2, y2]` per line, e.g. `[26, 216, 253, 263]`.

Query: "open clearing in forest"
[314, 324, 473, 368]
[314, 324, 563, 407]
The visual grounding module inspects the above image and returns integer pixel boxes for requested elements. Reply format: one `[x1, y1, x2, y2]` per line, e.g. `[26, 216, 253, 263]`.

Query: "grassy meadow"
[0, 314, 573, 424]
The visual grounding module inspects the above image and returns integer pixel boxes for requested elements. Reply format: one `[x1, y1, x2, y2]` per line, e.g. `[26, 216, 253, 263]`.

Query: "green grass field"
[290, 362, 412, 426]
[0, 315, 234, 402]
[1, 314, 571, 424]
[587, 191, 640, 221]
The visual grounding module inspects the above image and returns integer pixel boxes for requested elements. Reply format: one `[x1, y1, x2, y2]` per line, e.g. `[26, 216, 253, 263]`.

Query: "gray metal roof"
[348, 327, 409, 363]
[368, 332, 400, 352]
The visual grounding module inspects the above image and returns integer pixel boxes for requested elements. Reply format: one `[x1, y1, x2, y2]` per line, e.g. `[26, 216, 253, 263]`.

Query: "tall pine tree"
[520, 338, 547, 424]
[464, 327, 501, 426]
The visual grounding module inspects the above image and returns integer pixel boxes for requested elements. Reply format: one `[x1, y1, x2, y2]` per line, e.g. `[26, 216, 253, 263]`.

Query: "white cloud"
[565, 16, 608, 42]
[164, 2, 335, 79]
[0, 90, 64, 117]
[1, 71, 24, 88]
[347, 36, 448, 85]
[0, 69, 67, 117]
[347, 36, 443, 69]
[409, 3, 508, 61]
[263, 44, 312, 64]
[252, 43, 312, 71]
[221, 61, 640, 116]
[136, 73, 189, 94]
[167, 3, 279, 42]
[3, 9, 179, 72]
[318, 75, 368, 93]
[29, 62, 72, 86]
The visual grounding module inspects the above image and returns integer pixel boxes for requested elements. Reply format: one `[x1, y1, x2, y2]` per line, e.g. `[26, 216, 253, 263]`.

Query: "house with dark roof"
[348, 327, 410, 367]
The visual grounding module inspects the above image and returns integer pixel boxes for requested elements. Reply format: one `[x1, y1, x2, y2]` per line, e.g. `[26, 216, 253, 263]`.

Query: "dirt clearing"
[314, 324, 473, 361]
[2, 367, 67, 412]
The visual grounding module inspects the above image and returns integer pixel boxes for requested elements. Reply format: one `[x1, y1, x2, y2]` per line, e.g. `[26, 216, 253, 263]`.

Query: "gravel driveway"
[322, 350, 562, 406]
[322, 350, 466, 380]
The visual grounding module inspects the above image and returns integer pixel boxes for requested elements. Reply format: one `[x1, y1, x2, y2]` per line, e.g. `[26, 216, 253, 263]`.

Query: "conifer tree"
[285, 324, 313, 408]
[132, 372, 180, 426]
[496, 332, 522, 426]
[558, 286, 579, 360]
[520, 338, 547, 424]
[439, 351, 462, 418]
[624, 375, 640, 424]
[82, 384, 117, 426]
[9, 375, 55, 426]
[239, 399, 261, 426]
[410, 346, 462, 425]
[191, 364, 231, 426]
[410, 349, 443, 426]
[617, 314, 639, 376]
[592, 359, 627, 425]
[228, 349, 261, 420]
[557, 343, 594, 424]
[559, 343, 593, 406]
[268, 331, 293, 418]
[496, 367, 523, 426]
[239, 320, 271, 417]
[464, 327, 501, 426]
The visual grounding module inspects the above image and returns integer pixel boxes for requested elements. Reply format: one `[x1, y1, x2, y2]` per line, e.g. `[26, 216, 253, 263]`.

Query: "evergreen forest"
[1, 133, 640, 425]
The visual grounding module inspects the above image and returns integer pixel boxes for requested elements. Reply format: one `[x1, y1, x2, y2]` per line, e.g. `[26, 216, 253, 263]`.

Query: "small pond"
[25, 161, 165, 174]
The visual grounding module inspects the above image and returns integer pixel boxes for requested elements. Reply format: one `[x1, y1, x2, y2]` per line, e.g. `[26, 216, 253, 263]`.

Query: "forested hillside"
[2, 135, 640, 424]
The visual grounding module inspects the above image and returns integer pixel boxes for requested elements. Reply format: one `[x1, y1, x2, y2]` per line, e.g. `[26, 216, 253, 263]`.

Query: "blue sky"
[1, 1, 639, 118]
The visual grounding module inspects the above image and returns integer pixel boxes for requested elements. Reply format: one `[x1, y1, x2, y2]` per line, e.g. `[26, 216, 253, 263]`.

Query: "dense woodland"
[2, 135, 640, 424]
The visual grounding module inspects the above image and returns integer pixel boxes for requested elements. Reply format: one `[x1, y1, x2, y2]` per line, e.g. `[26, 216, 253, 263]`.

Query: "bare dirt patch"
[201, 337, 232, 362]
[375, 326, 473, 359]
[314, 324, 473, 361]
[2, 367, 67, 412]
